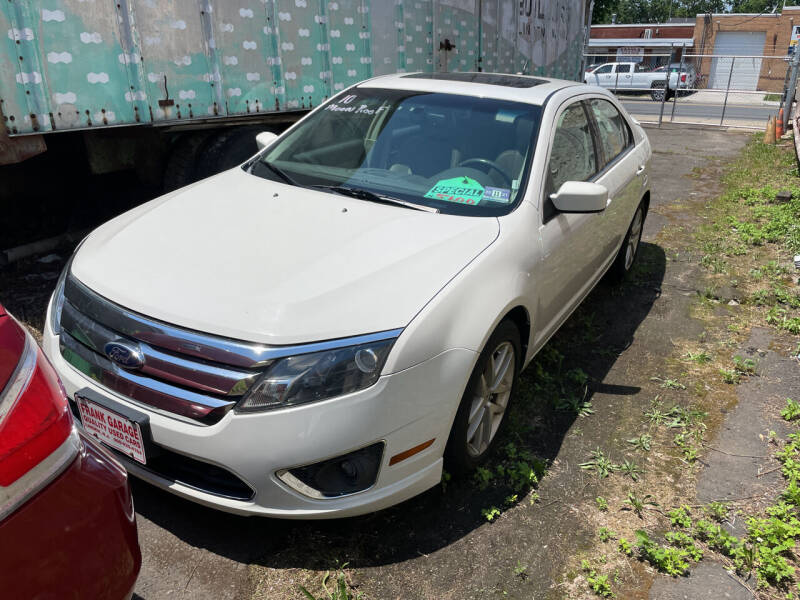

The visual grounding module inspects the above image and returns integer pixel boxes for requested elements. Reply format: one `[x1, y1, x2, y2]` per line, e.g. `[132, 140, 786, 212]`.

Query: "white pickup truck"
[585, 62, 685, 101]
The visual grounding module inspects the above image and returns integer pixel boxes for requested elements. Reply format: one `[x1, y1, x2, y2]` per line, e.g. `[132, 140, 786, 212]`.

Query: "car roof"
[357, 72, 585, 106]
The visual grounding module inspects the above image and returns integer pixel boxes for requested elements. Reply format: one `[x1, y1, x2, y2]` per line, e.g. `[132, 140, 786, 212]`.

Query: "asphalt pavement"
[622, 98, 777, 128]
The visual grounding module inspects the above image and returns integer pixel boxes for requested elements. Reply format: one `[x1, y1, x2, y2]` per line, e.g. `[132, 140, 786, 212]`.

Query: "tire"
[445, 320, 521, 475]
[193, 125, 269, 180]
[608, 200, 646, 282]
[162, 131, 214, 192]
[650, 81, 667, 102]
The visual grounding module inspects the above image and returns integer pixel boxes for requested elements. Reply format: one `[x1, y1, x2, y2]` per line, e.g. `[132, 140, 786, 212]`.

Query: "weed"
[750, 261, 789, 281]
[664, 405, 707, 429]
[665, 531, 704, 561]
[623, 492, 658, 517]
[667, 506, 693, 529]
[720, 368, 740, 384]
[474, 467, 493, 490]
[673, 432, 700, 464]
[700, 254, 728, 273]
[635, 530, 689, 576]
[694, 519, 740, 556]
[705, 501, 729, 522]
[617, 538, 633, 556]
[580, 449, 619, 479]
[582, 561, 614, 598]
[627, 434, 652, 452]
[482, 506, 501, 522]
[782, 398, 800, 422]
[644, 398, 668, 425]
[651, 376, 686, 390]
[782, 477, 800, 506]
[684, 350, 712, 364]
[555, 395, 595, 417]
[586, 571, 613, 597]
[619, 459, 642, 482]
[440, 470, 451, 492]
[596, 496, 609, 512]
[507, 460, 541, 493]
[732, 356, 757, 376]
[755, 545, 795, 587]
[298, 565, 360, 600]
[598, 527, 616, 543]
[766, 306, 800, 335]
[504, 494, 518, 506]
[513, 560, 528, 580]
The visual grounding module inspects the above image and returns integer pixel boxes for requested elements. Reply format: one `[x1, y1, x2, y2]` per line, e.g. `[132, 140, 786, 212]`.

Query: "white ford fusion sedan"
[43, 72, 651, 518]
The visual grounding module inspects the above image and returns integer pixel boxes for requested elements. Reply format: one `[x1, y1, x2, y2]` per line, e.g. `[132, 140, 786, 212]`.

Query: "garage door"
[710, 31, 766, 91]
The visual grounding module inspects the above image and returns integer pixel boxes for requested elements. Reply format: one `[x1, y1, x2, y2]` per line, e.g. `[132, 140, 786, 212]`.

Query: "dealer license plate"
[76, 395, 147, 464]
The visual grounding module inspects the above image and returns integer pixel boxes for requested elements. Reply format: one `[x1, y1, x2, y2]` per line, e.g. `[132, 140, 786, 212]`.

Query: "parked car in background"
[43, 72, 651, 519]
[0, 304, 140, 599]
[585, 61, 684, 101]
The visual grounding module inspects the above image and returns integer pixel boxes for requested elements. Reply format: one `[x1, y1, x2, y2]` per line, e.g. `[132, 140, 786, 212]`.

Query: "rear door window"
[587, 98, 632, 169]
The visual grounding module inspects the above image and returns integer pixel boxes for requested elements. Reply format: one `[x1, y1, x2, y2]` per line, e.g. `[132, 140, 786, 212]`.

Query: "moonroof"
[401, 72, 546, 88]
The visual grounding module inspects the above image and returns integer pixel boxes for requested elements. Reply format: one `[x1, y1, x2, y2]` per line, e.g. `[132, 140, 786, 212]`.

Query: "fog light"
[277, 442, 384, 499]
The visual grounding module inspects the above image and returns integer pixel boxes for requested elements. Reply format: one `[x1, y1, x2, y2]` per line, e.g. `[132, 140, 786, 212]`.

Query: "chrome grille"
[59, 276, 268, 424]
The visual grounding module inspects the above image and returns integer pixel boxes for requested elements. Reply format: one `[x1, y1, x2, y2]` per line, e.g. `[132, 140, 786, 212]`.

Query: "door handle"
[636, 165, 645, 175]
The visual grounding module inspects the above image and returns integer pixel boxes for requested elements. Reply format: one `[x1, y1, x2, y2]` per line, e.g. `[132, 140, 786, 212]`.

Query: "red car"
[0, 303, 141, 599]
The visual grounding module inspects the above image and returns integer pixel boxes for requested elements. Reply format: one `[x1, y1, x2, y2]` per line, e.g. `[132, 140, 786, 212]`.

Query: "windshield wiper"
[313, 185, 439, 213]
[252, 159, 302, 187]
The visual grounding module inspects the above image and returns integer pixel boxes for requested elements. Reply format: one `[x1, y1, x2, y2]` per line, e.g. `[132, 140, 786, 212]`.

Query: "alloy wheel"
[625, 207, 643, 271]
[466, 341, 515, 457]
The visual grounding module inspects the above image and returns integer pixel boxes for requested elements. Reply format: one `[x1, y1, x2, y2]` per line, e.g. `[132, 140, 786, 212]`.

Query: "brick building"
[692, 9, 799, 92]
[587, 22, 695, 69]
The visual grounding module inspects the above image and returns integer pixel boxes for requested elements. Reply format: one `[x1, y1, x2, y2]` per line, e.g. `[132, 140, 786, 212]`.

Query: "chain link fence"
[583, 48, 794, 129]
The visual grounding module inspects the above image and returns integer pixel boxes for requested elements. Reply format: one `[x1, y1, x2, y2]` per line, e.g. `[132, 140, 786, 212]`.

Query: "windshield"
[249, 88, 542, 216]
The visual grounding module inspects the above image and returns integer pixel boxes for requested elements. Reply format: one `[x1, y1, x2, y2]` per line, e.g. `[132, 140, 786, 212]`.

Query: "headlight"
[48, 259, 71, 336]
[237, 336, 397, 412]
[48, 238, 87, 336]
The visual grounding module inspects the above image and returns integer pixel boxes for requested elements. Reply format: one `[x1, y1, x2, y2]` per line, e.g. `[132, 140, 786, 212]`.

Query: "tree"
[590, 0, 757, 24]
[728, 0, 778, 12]
[591, 0, 619, 24]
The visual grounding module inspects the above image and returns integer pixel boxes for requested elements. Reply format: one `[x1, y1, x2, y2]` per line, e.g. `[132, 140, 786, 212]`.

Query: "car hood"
[71, 168, 500, 346]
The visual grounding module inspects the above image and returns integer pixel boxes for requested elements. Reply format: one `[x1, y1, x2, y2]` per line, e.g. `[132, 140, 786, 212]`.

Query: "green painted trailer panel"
[1, 0, 587, 136]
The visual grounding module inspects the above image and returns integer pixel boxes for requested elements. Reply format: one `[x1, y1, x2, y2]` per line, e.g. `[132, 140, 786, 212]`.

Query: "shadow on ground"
[128, 242, 666, 581]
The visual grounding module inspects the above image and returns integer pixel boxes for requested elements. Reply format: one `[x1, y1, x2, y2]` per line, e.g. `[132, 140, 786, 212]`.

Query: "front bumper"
[42, 318, 476, 518]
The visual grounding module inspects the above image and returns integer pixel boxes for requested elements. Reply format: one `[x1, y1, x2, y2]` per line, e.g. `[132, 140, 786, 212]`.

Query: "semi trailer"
[1, 0, 591, 189]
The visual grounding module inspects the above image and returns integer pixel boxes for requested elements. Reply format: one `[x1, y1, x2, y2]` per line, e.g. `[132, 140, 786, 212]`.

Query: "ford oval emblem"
[104, 340, 145, 370]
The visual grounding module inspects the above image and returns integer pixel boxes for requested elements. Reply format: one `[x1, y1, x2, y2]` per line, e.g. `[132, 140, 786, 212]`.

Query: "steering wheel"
[456, 158, 513, 188]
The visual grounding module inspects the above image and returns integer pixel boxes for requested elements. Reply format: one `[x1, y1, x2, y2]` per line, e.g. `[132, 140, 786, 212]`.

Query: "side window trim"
[585, 97, 635, 180]
[582, 100, 605, 175]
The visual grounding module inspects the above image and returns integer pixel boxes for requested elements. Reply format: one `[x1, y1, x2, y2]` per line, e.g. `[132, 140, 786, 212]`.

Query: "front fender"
[384, 206, 540, 375]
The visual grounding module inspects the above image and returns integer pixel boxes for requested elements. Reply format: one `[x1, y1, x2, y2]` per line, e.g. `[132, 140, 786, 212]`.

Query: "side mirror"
[255, 131, 278, 151]
[550, 181, 608, 213]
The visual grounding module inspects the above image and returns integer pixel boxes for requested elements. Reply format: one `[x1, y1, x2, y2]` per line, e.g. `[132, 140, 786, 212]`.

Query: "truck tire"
[650, 81, 672, 102]
[193, 126, 271, 181]
[162, 131, 214, 192]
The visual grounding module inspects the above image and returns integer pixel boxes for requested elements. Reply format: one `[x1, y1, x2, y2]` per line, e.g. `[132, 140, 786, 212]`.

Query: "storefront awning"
[588, 38, 694, 48]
